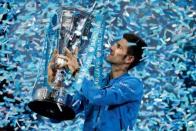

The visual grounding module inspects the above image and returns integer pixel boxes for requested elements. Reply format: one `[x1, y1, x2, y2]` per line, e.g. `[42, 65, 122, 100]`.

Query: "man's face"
[106, 39, 129, 65]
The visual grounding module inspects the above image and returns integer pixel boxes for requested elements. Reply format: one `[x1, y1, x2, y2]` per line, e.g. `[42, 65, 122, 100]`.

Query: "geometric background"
[0, 0, 195, 130]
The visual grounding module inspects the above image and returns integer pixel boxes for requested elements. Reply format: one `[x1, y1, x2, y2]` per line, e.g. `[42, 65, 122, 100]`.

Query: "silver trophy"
[28, 4, 96, 121]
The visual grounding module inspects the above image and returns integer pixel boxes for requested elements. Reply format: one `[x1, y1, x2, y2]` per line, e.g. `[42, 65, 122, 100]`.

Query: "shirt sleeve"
[71, 91, 85, 114]
[81, 77, 143, 106]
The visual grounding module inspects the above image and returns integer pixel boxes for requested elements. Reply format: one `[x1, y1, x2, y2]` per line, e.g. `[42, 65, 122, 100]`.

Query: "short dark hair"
[123, 33, 147, 70]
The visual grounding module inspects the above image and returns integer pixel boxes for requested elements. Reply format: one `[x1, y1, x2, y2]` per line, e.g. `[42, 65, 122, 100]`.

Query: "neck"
[110, 65, 128, 79]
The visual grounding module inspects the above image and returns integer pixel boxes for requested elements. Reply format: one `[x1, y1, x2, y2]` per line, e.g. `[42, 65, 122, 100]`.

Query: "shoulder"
[120, 75, 144, 91]
[123, 74, 143, 84]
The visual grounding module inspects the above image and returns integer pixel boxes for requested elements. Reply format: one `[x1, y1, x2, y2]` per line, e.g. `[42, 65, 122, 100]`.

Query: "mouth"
[110, 52, 114, 56]
[106, 51, 114, 58]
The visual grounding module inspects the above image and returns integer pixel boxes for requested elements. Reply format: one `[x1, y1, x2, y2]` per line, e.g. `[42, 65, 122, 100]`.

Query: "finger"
[64, 47, 72, 56]
[51, 49, 58, 63]
[66, 63, 74, 73]
[65, 56, 69, 61]
[53, 49, 58, 57]
[57, 55, 67, 60]
[73, 47, 79, 56]
[59, 63, 68, 69]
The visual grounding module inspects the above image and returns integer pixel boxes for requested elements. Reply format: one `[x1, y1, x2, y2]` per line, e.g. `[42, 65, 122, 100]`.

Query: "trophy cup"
[28, 4, 96, 121]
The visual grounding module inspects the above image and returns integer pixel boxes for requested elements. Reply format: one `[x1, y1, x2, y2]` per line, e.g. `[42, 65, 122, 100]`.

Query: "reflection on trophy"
[28, 4, 96, 121]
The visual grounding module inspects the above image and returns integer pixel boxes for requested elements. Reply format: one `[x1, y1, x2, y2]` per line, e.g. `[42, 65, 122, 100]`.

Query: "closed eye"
[117, 43, 122, 49]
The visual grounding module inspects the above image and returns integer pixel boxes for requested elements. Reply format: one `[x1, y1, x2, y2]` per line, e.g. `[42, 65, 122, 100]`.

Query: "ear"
[125, 55, 134, 64]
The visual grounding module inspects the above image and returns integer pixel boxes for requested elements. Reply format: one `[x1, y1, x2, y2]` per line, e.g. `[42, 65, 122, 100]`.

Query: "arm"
[63, 48, 143, 106]
[81, 77, 143, 106]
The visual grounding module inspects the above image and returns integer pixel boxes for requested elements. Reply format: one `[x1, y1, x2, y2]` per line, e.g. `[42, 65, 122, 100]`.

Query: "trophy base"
[28, 99, 75, 121]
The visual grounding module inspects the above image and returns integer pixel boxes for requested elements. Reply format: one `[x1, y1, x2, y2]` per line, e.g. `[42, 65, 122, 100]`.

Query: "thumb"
[51, 49, 58, 62]
[53, 49, 58, 57]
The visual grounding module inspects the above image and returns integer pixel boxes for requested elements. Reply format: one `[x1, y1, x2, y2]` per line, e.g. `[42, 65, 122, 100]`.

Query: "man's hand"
[64, 47, 80, 76]
[48, 47, 80, 84]
[48, 49, 67, 84]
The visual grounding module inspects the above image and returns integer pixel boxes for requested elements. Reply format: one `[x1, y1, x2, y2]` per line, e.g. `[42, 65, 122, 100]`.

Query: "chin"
[106, 56, 112, 63]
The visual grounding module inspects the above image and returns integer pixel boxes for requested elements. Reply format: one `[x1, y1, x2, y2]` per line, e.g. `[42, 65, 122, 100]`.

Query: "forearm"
[81, 77, 143, 106]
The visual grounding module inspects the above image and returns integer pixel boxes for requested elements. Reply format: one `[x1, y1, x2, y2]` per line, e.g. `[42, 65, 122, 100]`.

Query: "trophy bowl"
[28, 100, 75, 121]
[28, 87, 75, 121]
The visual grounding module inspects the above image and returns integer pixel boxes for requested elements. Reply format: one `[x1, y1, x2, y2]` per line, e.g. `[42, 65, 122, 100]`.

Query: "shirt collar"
[109, 72, 129, 84]
[101, 73, 129, 88]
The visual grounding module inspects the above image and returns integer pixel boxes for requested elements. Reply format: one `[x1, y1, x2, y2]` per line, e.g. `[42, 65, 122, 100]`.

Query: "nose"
[110, 45, 115, 51]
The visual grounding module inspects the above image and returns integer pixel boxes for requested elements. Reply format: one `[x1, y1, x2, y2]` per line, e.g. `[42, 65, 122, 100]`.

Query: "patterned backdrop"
[0, 0, 195, 130]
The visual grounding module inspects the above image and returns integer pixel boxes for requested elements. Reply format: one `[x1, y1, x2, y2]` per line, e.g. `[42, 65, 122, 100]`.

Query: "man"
[48, 33, 147, 131]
